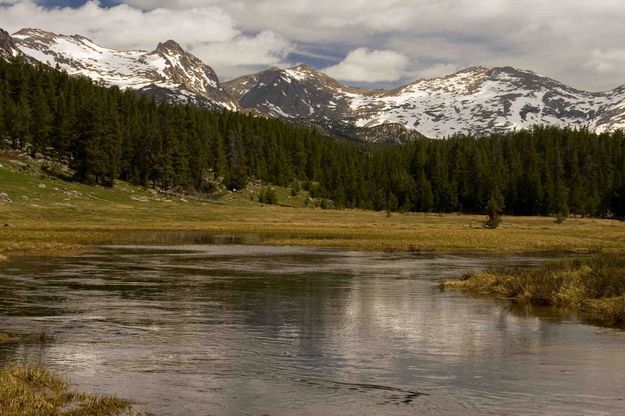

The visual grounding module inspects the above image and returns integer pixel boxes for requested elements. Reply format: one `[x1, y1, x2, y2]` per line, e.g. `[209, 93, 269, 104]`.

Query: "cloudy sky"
[1, 0, 625, 91]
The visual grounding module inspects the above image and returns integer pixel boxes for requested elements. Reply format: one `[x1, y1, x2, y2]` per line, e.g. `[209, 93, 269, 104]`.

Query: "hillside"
[1, 57, 625, 218]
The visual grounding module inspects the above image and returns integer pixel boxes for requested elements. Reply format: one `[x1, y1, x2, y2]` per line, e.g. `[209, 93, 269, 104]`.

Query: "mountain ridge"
[4, 27, 625, 142]
[12, 28, 236, 110]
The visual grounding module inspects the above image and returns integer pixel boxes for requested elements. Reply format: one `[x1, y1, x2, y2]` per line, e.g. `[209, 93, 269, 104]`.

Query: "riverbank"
[442, 254, 625, 327]
[2, 155, 625, 259]
[0, 331, 141, 415]
[0, 364, 142, 416]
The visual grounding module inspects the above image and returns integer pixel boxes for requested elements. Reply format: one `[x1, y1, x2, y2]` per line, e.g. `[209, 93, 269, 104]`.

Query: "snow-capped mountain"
[3, 27, 625, 142]
[0, 28, 20, 59]
[12, 28, 236, 110]
[223, 64, 394, 139]
[227, 65, 625, 141]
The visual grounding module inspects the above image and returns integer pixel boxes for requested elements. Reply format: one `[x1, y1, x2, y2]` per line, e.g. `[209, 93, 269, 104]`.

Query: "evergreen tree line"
[1, 58, 624, 217]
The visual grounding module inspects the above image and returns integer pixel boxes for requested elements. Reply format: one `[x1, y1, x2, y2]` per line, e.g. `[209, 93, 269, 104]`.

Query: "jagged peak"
[458, 65, 490, 73]
[282, 63, 338, 83]
[490, 66, 539, 76]
[290, 63, 315, 71]
[13, 27, 49, 36]
[155, 39, 185, 55]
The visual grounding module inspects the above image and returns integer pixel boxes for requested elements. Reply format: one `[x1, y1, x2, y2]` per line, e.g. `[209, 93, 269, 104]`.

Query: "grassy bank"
[0, 329, 136, 415]
[0, 331, 13, 343]
[2, 155, 625, 258]
[0, 364, 141, 416]
[442, 254, 625, 327]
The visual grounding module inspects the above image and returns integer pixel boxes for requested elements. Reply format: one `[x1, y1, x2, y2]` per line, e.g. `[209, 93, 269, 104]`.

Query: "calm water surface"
[1, 245, 624, 415]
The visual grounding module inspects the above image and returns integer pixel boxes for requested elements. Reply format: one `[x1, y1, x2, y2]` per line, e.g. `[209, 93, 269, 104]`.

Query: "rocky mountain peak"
[12, 27, 236, 110]
[13, 27, 49, 37]
[155, 39, 185, 54]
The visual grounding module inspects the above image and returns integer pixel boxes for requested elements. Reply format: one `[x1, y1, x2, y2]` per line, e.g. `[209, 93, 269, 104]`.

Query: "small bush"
[223, 168, 248, 192]
[258, 187, 278, 205]
[484, 192, 504, 229]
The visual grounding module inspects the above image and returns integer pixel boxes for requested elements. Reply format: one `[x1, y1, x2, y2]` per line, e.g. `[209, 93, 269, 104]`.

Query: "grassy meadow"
[1, 154, 625, 259]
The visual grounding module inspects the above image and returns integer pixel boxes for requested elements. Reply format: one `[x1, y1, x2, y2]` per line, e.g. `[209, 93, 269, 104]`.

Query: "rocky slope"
[223, 64, 392, 140]
[12, 28, 236, 110]
[0, 28, 20, 59]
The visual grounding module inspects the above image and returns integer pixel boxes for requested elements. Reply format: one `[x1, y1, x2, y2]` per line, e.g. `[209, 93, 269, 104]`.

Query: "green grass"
[0, 364, 142, 416]
[2, 154, 625, 258]
[442, 254, 625, 327]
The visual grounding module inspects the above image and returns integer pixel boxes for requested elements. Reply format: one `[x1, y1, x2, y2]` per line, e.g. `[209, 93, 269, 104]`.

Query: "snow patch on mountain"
[13, 28, 236, 110]
[229, 64, 625, 141]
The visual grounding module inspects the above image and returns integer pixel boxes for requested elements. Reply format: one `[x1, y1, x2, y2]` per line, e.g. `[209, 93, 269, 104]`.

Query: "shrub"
[259, 187, 278, 204]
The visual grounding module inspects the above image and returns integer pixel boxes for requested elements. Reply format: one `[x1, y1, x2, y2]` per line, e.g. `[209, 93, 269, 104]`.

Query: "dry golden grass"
[2, 205, 625, 259]
[0, 364, 142, 416]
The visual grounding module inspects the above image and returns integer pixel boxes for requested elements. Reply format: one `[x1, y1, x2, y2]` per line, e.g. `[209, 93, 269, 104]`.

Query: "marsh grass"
[0, 331, 14, 343]
[442, 254, 625, 327]
[0, 364, 143, 416]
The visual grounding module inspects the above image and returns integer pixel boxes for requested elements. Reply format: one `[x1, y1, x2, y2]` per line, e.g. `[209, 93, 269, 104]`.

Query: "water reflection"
[1, 246, 624, 415]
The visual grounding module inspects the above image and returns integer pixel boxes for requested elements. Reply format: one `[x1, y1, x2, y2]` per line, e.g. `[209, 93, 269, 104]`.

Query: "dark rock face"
[149, 40, 235, 109]
[224, 65, 394, 142]
[0, 28, 19, 59]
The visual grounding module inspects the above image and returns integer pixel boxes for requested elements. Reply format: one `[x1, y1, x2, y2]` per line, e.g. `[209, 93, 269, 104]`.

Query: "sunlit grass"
[0, 364, 142, 416]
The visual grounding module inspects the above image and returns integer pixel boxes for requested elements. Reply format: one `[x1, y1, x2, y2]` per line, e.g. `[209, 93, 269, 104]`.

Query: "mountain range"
[2, 27, 625, 143]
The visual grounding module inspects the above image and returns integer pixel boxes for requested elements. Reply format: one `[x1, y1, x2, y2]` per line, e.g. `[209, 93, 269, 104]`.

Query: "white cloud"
[117, 0, 625, 90]
[0, 0, 292, 79]
[191, 30, 294, 79]
[323, 48, 409, 83]
[3, 0, 625, 89]
[0, 1, 237, 46]
[412, 63, 462, 80]
[585, 49, 625, 75]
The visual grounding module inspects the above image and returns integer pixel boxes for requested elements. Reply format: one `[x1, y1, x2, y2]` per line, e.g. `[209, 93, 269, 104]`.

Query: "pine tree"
[484, 189, 505, 229]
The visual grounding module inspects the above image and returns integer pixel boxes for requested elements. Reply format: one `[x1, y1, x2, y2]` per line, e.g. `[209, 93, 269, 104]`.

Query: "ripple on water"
[1, 246, 624, 416]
